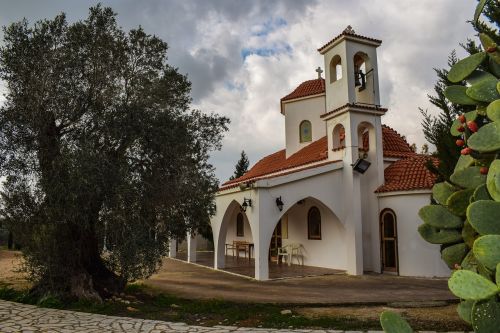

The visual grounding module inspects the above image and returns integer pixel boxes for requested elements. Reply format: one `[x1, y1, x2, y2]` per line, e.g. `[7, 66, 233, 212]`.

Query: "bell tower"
[318, 27, 386, 275]
[319, 25, 382, 112]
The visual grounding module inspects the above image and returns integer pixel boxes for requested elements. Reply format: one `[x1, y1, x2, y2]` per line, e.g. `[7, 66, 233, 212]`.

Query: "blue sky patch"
[241, 43, 292, 61]
[252, 17, 287, 37]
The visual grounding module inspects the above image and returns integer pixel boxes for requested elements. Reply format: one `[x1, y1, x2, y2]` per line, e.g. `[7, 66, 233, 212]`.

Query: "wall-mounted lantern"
[275, 196, 284, 211]
[241, 198, 252, 212]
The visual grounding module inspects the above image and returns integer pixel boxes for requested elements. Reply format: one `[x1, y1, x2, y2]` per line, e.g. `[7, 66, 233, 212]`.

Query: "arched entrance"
[380, 209, 398, 274]
[267, 196, 347, 274]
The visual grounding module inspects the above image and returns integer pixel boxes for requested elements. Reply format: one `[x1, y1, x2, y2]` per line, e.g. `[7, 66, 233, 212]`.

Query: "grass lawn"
[0, 282, 470, 332]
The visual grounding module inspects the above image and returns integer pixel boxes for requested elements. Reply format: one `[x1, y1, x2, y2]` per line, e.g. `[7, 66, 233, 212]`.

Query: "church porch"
[174, 251, 344, 279]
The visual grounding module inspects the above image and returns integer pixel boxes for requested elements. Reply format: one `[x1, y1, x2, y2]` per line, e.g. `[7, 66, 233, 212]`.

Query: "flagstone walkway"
[0, 300, 469, 333]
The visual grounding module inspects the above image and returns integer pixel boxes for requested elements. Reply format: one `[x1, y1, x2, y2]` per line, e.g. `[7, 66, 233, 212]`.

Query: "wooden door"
[380, 209, 398, 273]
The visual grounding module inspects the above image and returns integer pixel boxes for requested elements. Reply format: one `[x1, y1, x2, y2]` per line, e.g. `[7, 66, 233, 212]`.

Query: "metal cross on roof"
[315, 66, 323, 79]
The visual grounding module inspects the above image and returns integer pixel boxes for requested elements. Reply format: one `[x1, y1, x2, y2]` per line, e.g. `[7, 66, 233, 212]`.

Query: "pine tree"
[229, 151, 249, 180]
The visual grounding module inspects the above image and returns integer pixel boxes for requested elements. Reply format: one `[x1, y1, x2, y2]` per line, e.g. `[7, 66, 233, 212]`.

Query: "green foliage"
[418, 205, 463, 228]
[448, 52, 487, 83]
[467, 200, 500, 235]
[471, 298, 500, 333]
[486, 99, 500, 121]
[468, 122, 500, 152]
[441, 243, 469, 269]
[448, 270, 498, 300]
[446, 189, 475, 216]
[432, 182, 457, 205]
[379, 311, 413, 333]
[417, 223, 462, 244]
[229, 150, 250, 181]
[444, 85, 479, 105]
[450, 166, 487, 189]
[0, 6, 229, 299]
[473, 235, 500, 270]
[486, 160, 500, 201]
[457, 300, 474, 324]
[466, 76, 500, 102]
[384, 2, 500, 333]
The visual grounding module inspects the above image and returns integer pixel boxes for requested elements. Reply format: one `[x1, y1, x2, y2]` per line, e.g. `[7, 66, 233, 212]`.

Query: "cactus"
[444, 85, 479, 105]
[473, 235, 500, 271]
[486, 99, 500, 122]
[448, 270, 498, 300]
[418, 223, 463, 244]
[379, 311, 413, 333]
[486, 160, 500, 201]
[446, 189, 475, 216]
[432, 182, 457, 205]
[467, 200, 500, 235]
[467, 122, 500, 152]
[382, 2, 500, 332]
[471, 298, 500, 333]
[473, 184, 491, 201]
[450, 166, 487, 189]
[442, 243, 468, 269]
[418, 205, 463, 228]
[462, 220, 478, 248]
[457, 300, 474, 324]
[448, 52, 487, 83]
[466, 76, 500, 102]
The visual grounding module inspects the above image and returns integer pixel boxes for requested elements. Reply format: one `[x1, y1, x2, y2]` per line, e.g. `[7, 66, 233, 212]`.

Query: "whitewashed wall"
[283, 198, 347, 270]
[378, 192, 450, 277]
[283, 95, 326, 158]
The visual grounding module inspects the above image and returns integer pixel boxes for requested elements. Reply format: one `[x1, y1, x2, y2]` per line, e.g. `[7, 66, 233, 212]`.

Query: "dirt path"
[0, 250, 28, 289]
[144, 258, 455, 305]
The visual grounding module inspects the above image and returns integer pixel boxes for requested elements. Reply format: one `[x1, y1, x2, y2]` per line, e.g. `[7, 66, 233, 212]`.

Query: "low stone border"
[0, 300, 470, 333]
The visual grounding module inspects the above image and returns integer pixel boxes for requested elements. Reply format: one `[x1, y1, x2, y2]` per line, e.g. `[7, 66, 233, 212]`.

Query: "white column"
[168, 238, 177, 258]
[187, 232, 197, 263]
[254, 234, 269, 280]
[339, 115, 364, 275]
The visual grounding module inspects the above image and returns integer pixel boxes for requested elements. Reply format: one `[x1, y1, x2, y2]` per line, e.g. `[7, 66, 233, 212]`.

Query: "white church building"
[207, 27, 450, 281]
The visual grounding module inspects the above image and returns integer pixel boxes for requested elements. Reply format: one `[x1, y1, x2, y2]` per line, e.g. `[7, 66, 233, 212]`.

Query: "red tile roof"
[220, 126, 418, 191]
[221, 137, 329, 190]
[317, 29, 382, 54]
[281, 78, 325, 102]
[375, 156, 438, 193]
[376, 126, 416, 159]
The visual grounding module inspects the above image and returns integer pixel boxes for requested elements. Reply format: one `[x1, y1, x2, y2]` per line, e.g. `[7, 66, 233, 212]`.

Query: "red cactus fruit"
[457, 125, 465, 133]
[461, 147, 472, 155]
[487, 46, 497, 53]
[458, 114, 466, 123]
[467, 121, 478, 133]
[480, 167, 489, 175]
[456, 139, 465, 146]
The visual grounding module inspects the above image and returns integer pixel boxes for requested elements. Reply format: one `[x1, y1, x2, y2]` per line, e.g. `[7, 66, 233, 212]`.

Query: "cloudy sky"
[0, 0, 478, 182]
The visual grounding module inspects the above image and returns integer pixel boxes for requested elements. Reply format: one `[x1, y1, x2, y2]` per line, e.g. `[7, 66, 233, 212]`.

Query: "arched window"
[380, 209, 398, 272]
[354, 52, 367, 90]
[307, 206, 321, 240]
[299, 120, 312, 143]
[332, 123, 346, 150]
[330, 55, 342, 83]
[236, 213, 244, 237]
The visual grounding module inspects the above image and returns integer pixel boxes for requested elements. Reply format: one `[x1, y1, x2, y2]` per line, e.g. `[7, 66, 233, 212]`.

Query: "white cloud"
[0, 0, 480, 181]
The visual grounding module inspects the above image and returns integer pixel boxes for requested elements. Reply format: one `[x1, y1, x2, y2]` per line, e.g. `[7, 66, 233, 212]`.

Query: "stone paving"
[0, 300, 470, 333]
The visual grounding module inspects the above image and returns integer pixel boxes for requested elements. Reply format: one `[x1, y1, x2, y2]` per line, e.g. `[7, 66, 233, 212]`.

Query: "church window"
[330, 55, 342, 83]
[236, 213, 244, 237]
[299, 120, 312, 143]
[307, 206, 321, 240]
[332, 123, 346, 150]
